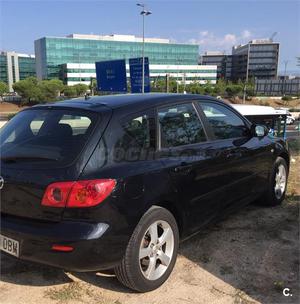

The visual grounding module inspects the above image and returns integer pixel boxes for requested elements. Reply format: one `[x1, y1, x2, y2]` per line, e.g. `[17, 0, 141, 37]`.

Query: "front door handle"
[225, 151, 242, 158]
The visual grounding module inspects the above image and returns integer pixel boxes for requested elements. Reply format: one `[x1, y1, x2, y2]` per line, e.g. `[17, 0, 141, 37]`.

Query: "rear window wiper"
[1, 156, 59, 163]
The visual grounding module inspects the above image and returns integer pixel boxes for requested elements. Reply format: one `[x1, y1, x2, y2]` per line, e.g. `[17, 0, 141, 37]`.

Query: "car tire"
[114, 206, 179, 292]
[259, 156, 288, 206]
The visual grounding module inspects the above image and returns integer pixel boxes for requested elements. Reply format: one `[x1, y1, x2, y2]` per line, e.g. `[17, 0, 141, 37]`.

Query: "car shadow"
[0, 253, 72, 286]
[1, 197, 299, 303]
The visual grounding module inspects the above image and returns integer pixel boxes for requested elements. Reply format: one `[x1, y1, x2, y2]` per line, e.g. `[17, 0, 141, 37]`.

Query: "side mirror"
[253, 124, 268, 137]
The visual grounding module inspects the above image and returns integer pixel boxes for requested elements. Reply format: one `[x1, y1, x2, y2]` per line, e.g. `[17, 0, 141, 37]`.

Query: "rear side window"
[113, 113, 154, 162]
[122, 115, 151, 149]
[158, 103, 206, 148]
[200, 102, 247, 139]
[0, 109, 98, 166]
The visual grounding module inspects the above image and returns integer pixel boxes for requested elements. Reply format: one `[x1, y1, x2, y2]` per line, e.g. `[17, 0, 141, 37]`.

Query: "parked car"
[231, 104, 288, 138]
[277, 108, 297, 125]
[286, 112, 296, 125]
[0, 94, 290, 292]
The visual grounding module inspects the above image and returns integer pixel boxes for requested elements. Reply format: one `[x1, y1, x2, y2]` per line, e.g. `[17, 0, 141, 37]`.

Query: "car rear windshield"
[0, 108, 99, 166]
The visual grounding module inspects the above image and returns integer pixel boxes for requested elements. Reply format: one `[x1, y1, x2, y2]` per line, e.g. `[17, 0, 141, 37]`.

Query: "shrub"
[7, 113, 16, 120]
[225, 84, 243, 98]
[282, 95, 293, 101]
[259, 100, 270, 106]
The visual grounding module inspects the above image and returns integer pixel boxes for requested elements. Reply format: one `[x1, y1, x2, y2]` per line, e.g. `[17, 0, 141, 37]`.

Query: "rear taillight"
[42, 179, 116, 208]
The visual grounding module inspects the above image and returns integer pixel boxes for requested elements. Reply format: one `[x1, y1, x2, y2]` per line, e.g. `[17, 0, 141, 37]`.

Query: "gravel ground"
[0, 141, 299, 304]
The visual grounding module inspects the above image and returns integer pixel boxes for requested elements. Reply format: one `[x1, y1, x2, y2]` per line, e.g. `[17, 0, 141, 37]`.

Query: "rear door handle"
[174, 162, 193, 173]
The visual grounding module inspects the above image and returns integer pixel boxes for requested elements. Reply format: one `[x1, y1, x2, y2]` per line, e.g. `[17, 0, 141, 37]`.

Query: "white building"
[61, 63, 217, 86]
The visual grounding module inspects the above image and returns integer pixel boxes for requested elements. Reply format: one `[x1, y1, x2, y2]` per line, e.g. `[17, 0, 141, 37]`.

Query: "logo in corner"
[0, 176, 4, 190]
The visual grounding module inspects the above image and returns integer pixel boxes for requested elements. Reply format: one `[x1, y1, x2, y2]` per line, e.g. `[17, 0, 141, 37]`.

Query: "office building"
[35, 34, 217, 85]
[200, 39, 280, 82]
[231, 39, 279, 81]
[201, 52, 234, 80]
[0, 51, 36, 91]
[200, 51, 226, 79]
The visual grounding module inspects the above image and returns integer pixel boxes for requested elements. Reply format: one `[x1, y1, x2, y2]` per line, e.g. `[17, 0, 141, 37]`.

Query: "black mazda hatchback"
[0, 94, 290, 292]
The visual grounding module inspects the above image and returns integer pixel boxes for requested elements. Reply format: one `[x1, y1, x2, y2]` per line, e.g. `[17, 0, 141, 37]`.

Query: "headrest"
[53, 123, 73, 138]
[161, 112, 185, 126]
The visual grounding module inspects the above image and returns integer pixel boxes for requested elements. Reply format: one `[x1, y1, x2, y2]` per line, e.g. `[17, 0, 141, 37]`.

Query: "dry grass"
[287, 138, 300, 196]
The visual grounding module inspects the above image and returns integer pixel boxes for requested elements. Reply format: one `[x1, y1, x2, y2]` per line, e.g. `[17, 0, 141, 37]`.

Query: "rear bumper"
[0, 214, 129, 272]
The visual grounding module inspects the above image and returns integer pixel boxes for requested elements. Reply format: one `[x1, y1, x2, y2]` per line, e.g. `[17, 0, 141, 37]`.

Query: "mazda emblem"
[0, 176, 4, 190]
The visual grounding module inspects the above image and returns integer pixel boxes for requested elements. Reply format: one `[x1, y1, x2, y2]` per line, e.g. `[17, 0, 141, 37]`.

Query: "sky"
[0, 0, 299, 73]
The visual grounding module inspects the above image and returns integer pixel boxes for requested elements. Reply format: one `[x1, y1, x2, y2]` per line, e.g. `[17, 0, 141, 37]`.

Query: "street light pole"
[137, 3, 152, 94]
[142, 12, 145, 94]
[283, 60, 289, 96]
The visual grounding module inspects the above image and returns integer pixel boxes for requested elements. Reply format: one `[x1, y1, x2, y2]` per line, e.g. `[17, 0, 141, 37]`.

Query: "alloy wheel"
[274, 164, 287, 200]
[139, 220, 174, 281]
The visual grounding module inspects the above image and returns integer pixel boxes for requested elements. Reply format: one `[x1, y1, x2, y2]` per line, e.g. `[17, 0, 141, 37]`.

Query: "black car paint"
[0, 94, 290, 271]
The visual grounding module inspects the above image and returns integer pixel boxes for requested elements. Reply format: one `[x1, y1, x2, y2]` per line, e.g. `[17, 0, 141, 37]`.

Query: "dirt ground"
[0, 102, 28, 114]
[0, 141, 299, 304]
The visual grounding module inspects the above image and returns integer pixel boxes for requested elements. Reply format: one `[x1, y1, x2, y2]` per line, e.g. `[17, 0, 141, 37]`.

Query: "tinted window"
[113, 114, 152, 162]
[158, 103, 206, 148]
[200, 102, 247, 139]
[121, 114, 151, 150]
[0, 109, 98, 165]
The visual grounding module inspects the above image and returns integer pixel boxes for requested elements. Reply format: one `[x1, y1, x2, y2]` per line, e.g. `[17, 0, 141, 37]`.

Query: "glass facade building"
[35, 34, 217, 85]
[0, 51, 36, 91]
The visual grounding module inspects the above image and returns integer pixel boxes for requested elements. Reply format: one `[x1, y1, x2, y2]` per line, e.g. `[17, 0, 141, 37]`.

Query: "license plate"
[0, 234, 19, 257]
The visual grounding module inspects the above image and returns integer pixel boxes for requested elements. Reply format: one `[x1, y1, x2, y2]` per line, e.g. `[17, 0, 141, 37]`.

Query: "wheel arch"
[153, 200, 185, 237]
[278, 151, 290, 171]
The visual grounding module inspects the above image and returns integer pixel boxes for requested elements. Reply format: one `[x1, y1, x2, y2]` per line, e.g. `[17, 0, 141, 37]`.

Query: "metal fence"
[255, 79, 300, 96]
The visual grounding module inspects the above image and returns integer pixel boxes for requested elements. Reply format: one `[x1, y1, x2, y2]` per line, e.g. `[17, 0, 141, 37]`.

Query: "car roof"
[33, 93, 218, 112]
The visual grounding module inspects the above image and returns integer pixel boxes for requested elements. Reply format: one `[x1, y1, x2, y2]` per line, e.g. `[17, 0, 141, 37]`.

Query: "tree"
[225, 84, 243, 98]
[0, 81, 8, 102]
[73, 83, 88, 96]
[213, 79, 227, 97]
[243, 77, 256, 98]
[63, 86, 77, 98]
[12, 77, 43, 104]
[38, 79, 64, 102]
[185, 81, 203, 94]
[168, 78, 178, 93]
[202, 82, 214, 95]
[90, 78, 97, 95]
[151, 77, 167, 92]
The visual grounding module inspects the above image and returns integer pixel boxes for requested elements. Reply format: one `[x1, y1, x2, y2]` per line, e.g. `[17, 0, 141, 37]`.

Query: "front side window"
[158, 103, 206, 148]
[200, 102, 247, 140]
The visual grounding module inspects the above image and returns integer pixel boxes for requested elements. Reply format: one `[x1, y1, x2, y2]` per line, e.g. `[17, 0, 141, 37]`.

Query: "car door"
[156, 101, 245, 234]
[198, 100, 272, 211]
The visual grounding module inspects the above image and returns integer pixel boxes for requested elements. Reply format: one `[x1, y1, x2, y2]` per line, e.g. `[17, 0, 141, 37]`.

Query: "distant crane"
[270, 32, 278, 42]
